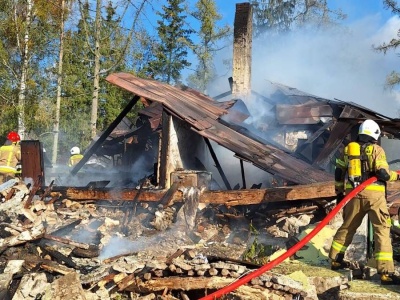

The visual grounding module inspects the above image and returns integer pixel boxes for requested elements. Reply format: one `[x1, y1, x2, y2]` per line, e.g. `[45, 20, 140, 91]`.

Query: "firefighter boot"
[331, 253, 351, 271]
[381, 273, 400, 285]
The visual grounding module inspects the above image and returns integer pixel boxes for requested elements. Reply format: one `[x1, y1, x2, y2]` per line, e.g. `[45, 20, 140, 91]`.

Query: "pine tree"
[146, 0, 193, 84]
[251, 0, 346, 37]
[187, 0, 231, 94]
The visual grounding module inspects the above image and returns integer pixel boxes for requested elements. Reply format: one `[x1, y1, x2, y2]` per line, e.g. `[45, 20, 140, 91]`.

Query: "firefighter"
[68, 146, 83, 167]
[329, 119, 400, 284]
[0, 131, 21, 183]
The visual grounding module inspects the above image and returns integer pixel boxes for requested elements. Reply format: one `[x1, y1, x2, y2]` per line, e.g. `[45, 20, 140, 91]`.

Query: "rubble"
[0, 178, 400, 300]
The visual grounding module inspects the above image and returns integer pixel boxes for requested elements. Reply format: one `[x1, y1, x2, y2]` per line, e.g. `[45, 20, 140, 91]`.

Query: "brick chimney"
[232, 3, 253, 99]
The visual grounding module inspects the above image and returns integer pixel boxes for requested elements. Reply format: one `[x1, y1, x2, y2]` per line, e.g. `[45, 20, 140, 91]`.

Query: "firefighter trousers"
[329, 191, 394, 274]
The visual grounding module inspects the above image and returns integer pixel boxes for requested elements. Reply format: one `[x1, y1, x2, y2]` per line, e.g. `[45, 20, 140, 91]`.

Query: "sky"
[205, 1, 400, 118]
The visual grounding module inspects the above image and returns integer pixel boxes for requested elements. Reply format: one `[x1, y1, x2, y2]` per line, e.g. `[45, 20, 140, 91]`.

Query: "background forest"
[0, 0, 398, 165]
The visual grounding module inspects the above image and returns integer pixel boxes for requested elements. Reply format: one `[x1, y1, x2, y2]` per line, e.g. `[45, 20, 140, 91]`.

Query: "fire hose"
[199, 176, 383, 300]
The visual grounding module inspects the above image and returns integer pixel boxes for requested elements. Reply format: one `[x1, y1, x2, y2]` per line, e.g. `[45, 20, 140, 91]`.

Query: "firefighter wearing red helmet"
[0, 131, 21, 183]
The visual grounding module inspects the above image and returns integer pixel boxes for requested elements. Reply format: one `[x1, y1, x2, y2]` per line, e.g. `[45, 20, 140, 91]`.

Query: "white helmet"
[358, 119, 381, 140]
[70, 146, 80, 155]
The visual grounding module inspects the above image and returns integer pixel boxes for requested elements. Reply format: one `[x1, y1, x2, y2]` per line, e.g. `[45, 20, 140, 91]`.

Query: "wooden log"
[27, 258, 74, 275]
[28, 244, 76, 269]
[103, 252, 137, 264]
[221, 269, 230, 277]
[166, 249, 185, 264]
[123, 276, 239, 293]
[98, 273, 117, 288]
[43, 234, 90, 249]
[24, 177, 42, 209]
[117, 273, 135, 291]
[251, 278, 263, 286]
[40, 180, 54, 201]
[208, 268, 218, 276]
[153, 270, 164, 277]
[168, 264, 176, 273]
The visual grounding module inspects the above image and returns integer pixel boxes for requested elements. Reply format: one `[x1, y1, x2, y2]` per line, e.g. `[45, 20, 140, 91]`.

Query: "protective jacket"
[68, 154, 84, 167]
[0, 142, 21, 175]
[330, 142, 397, 274]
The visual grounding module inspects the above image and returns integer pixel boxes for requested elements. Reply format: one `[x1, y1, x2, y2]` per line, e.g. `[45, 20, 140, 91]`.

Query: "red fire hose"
[199, 176, 381, 300]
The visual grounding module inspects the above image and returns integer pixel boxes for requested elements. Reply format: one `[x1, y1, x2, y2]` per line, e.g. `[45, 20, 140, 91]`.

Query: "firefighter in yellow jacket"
[68, 146, 83, 167]
[329, 119, 400, 284]
[0, 131, 21, 183]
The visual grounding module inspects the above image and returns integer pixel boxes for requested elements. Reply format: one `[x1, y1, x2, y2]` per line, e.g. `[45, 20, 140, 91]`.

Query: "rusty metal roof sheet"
[106, 73, 332, 184]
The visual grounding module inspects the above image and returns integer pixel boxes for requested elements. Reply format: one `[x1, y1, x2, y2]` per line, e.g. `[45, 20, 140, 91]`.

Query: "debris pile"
[1, 178, 400, 300]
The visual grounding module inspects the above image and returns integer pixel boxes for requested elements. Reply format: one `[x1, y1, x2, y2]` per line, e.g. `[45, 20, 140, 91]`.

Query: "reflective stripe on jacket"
[68, 154, 84, 167]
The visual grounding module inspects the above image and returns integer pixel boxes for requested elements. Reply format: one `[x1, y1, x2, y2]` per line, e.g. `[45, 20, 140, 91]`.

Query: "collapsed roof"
[102, 72, 400, 188]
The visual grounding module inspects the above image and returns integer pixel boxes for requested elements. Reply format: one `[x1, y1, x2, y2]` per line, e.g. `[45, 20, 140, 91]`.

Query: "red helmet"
[7, 131, 20, 142]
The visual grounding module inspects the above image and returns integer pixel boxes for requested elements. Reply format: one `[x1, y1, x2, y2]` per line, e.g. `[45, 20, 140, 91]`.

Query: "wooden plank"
[276, 104, 332, 125]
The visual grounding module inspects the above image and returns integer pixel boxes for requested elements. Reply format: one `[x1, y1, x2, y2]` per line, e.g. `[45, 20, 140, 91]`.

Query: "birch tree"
[77, 0, 150, 140]
[0, 0, 59, 141]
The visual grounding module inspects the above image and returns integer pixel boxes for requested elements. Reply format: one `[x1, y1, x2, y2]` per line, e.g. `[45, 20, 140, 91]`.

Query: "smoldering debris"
[0, 178, 399, 299]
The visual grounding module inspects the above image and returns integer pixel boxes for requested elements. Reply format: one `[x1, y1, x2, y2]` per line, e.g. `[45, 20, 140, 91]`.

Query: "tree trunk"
[52, 0, 66, 164]
[90, 0, 102, 139]
[17, 0, 33, 140]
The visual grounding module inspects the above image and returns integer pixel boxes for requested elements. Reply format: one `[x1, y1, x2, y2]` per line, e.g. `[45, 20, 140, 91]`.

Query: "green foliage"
[187, 0, 231, 93]
[251, 0, 346, 37]
[242, 221, 279, 265]
[242, 237, 279, 265]
[0, 0, 59, 140]
[145, 0, 193, 84]
[375, 0, 400, 89]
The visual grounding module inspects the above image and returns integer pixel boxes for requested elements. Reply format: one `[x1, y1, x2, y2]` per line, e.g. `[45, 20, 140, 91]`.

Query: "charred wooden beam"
[204, 138, 232, 190]
[240, 159, 246, 189]
[43, 234, 90, 249]
[51, 181, 337, 204]
[70, 95, 141, 175]
[24, 176, 42, 209]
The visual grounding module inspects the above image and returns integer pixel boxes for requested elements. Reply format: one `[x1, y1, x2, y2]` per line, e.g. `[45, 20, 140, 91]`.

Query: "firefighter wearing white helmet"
[330, 119, 400, 285]
[68, 146, 83, 167]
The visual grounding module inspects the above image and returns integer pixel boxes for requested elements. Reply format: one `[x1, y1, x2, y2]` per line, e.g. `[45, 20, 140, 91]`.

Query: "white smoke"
[209, 15, 400, 118]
